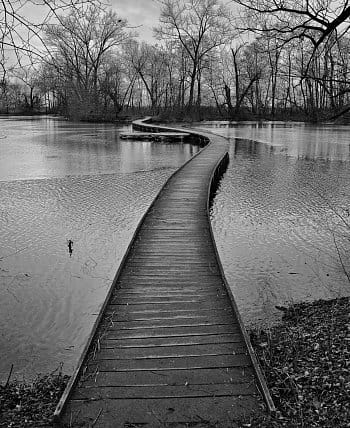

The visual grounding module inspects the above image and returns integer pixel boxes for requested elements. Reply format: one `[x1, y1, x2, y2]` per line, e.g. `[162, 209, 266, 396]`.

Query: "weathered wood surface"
[54, 118, 273, 427]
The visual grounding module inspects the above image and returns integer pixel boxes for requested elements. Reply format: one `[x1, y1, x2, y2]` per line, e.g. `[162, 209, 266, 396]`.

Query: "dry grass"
[0, 365, 69, 427]
[249, 297, 350, 427]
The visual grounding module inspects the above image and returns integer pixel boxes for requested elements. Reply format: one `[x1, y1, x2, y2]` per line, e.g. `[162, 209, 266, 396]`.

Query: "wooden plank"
[114, 289, 226, 296]
[93, 343, 247, 359]
[115, 285, 226, 292]
[63, 396, 257, 428]
[116, 276, 223, 282]
[125, 262, 220, 269]
[102, 310, 233, 322]
[115, 286, 224, 292]
[102, 319, 236, 330]
[129, 255, 214, 260]
[101, 333, 243, 348]
[113, 293, 226, 300]
[113, 295, 228, 303]
[72, 382, 257, 400]
[102, 315, 235, 328]
[121, 272, 222, 278]
[117, 279, 223, 286]
[86, 354, 251, 371]
[80, 367, 255, 387]
[104, 324, 239, 339]
[107, 301, 231, 311]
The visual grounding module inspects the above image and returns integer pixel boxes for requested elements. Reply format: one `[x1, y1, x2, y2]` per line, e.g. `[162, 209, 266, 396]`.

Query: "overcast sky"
[16, 1, 161, 44]
[109, 0, 161, 42]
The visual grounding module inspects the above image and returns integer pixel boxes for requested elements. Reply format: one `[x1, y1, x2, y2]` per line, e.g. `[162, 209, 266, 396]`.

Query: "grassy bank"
[1, 298, 348, 427]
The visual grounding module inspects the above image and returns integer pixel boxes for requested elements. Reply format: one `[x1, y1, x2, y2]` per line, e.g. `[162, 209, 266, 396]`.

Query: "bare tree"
[0, 1, 103, 63]
[44, 3, 134, 119]
[154, 0, 234, 110]
[233, 0, 350, 70]
[127, 41, 170, 111]
[221, 43, 262, 116]
[98, 60, 137, 117]
[12, 64, 43, 112]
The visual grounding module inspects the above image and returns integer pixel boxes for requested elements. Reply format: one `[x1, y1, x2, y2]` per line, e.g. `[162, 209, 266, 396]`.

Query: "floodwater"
[2, 117, 350, 381]
[0, 116, 199, 381]
[196, 121, 350, 327]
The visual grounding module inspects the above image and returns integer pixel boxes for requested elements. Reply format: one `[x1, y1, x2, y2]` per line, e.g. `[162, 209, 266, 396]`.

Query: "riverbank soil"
[0, 297, 348, 427]
[250, 297, 350, 427]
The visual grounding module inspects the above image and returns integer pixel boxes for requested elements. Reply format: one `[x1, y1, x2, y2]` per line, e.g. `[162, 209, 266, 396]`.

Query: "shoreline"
[0, 111, 338, 124]
[249, 296, 350, 427]
[1, 296, 348, 426]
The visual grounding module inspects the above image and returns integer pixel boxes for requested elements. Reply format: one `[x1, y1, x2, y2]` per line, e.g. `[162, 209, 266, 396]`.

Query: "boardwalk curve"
[54, 118, 274, 427]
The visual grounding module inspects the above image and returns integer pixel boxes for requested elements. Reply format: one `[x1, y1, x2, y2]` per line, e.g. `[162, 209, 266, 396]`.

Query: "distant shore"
[1, 297, 348, 427]
[1, 108, 343, 124]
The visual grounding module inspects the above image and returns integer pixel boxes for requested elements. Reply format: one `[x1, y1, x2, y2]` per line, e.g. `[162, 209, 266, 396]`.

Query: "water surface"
[197, 122, 350, 327]
[2, 117, 349, 379]
[0, 116, 199, 380]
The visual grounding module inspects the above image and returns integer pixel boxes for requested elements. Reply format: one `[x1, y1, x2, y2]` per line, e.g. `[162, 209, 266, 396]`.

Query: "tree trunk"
[188, 63, 197, 109]
[224, 84, 234, 117]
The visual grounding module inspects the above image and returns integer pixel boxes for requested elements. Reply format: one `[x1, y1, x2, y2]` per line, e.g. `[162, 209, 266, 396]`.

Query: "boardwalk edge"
[53, 118, 210, 424]
[137, 117, 276, 413]
[206, 140, 277, 414]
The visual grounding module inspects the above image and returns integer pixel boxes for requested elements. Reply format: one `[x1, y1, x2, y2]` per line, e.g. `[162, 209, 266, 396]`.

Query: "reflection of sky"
[196, 121, 350, 162]
[0, 116, 199, 181]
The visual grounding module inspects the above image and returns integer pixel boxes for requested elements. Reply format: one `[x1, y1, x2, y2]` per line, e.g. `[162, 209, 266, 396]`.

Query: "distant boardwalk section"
[120, 131, 190, 142]
[54, 118, 274, 427]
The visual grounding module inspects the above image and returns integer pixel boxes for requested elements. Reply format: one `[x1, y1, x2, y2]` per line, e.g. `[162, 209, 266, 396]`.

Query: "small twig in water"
[332, 233, 350, 283]
[5, 363, 14, 387]
[0, 247, 28, 261]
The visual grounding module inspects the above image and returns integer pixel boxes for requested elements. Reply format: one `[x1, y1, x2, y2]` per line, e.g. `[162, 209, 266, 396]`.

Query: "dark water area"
[0, 116, 200, 381]
[194, 121, 350, 327]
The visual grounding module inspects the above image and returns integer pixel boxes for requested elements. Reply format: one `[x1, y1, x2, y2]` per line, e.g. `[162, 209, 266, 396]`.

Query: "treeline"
[1, 0, 349, 121]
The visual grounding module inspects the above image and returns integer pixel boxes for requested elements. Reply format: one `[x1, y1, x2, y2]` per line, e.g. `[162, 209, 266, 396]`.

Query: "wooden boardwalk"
[54, 119, 274, 427]
[120, 132, 190, 142]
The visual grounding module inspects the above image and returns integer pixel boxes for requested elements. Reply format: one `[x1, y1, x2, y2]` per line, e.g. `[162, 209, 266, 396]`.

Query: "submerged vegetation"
[1, 1, 350, 122]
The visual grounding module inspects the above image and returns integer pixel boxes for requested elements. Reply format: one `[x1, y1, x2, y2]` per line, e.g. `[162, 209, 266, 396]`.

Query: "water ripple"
[0, 170, 176, 380]
[210, 129, 350, 328]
